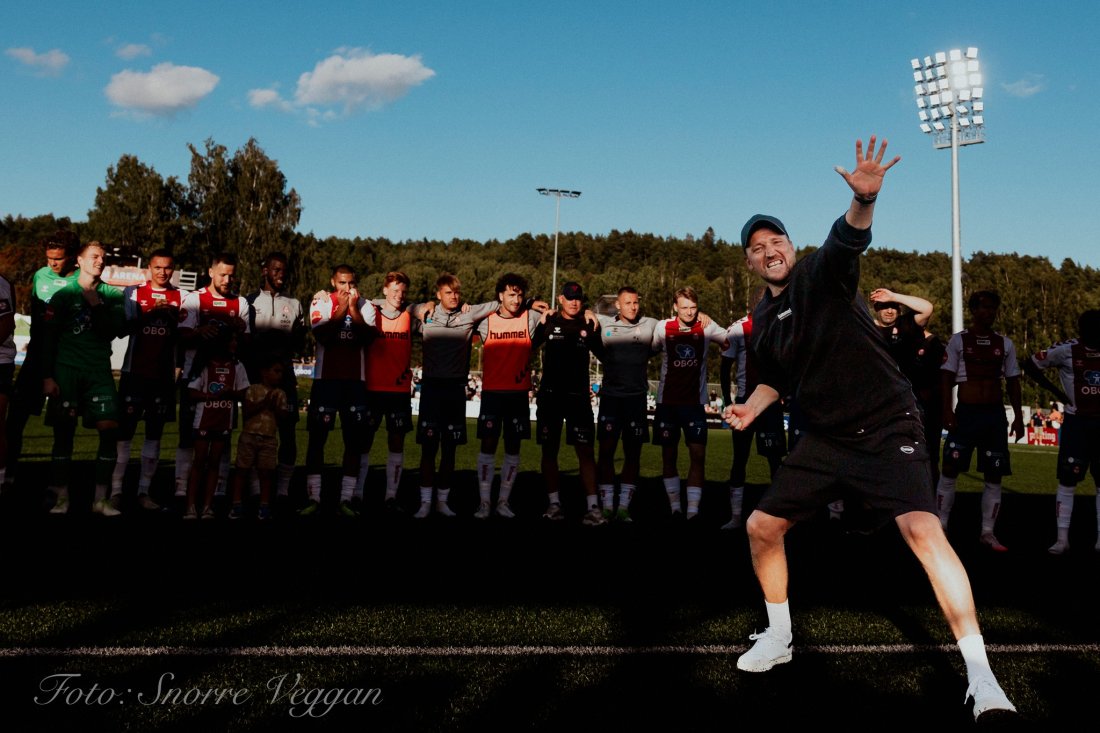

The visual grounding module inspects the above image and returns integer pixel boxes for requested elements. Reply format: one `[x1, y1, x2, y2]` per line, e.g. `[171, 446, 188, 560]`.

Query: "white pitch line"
[1, 643, 1098, 658]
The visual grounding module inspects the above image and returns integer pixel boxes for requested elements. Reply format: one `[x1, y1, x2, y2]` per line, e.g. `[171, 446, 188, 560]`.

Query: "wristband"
[854, 193, 878, 206]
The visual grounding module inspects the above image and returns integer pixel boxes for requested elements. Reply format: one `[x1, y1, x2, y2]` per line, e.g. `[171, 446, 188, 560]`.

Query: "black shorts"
[307, 379, 368, 432]
[0, 363, 13, 396]
[477, 391, 532, 441]
[118, 372, 177, 426]
[596, 394, 649, 444]
[942, 403, 1012, 476]
[1056, 413, 1100, 486]
[652, 403, 708, 446]
[416, 379, 468, 445]
[536, 393, 594, 446]
[365, 390, 414, 435]
[757, 411, 936, 528]
[11, 357, 46, 414]
[193, 428, 232, 443]
[731, 400, 787, 457]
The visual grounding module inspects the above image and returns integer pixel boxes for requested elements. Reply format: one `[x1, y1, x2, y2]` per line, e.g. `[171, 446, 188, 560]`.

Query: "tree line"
[2, 137, 1097, 407]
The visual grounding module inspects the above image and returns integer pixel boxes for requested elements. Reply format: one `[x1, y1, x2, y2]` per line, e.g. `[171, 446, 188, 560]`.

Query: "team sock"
[980, 482, 1002, 535]
[477, 452, 495, 503]
[765, 599, 792, 642]
[138, 439, 160, 494]
[686, 486, 702, 517]
[386, 452, 404, 500]
[113, 439, 132, 492]
[499, 453, 520, 503]
[618, 483, 635, 510]
[663, 476, 681, 513]
[936, 475, 957, 529]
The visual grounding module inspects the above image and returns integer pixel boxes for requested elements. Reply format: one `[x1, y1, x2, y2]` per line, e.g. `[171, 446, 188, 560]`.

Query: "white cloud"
[5, 47, 70, 75]
[116, 43, 152, 60]
[105, 62, 219, 116]
[292, 48, 435, 113]
[248, 87, 293, 112]
[1002, 74, 1044, 98]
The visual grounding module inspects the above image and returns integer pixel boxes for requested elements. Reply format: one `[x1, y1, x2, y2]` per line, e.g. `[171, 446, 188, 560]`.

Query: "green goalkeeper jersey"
[42, 280, 125, 376]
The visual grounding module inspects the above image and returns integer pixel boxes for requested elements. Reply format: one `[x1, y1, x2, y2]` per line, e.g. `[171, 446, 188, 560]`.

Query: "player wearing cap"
[303, 264, 374, 516]
[935, 289, 1024, 552]
[534, 281, 604, 525]
[723, 136, 1016, 720]
[1022, 309, 1100, 554]
[651, 287, 728, 520]
[474, 273, 544, 519]
[594, 286, 660, 522]
[112, 249, 184, 512]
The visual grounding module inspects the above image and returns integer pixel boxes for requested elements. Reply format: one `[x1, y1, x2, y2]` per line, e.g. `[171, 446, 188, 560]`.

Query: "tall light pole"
[910, 48, 985, 335]
[536, 188, 581, 299]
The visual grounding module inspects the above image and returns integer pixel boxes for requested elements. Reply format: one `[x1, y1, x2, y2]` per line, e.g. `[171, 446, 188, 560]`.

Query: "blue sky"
[3, 1, 1098, 268]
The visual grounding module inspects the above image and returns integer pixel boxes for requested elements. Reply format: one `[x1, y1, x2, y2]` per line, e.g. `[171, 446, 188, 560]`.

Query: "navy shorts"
[365, 390, 414, 435]
[1056, 413, 1100, 486]
[536, 394, 594, 446]
[416, 379, 468, 445]
[652, 403, 708, 446]
[307, 379, 368, 432]
[596, 394, 649, 444]
[942, 403, 1012, 476]
[477, 391, 532, 441]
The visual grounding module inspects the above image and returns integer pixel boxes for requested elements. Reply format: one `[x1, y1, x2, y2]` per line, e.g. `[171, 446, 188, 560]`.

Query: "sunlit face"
[208, 263, 236, 297]
[437, 283, 462, 311]
[383, 280, 408, 311]
[745, 227, 796, 290]
[46, 247, 72, 275]
[78, 245, 106, 278]
[558, 294, 583, 318]
[148, 256, 174, 288]
[332, 271, 357, 295]
[674, 296, 698, 327]
[616, 292, 640, 322]
[262, 259, 287, 291]
[498, 285, 525, 317]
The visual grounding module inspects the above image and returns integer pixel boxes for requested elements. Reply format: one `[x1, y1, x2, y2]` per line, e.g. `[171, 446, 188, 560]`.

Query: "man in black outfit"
[723, 135, 1016, 721]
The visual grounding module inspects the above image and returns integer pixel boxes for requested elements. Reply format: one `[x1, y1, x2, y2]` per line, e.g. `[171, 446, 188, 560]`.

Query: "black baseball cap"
[561, 281, 585, 301]
[741, 214, 789, 249]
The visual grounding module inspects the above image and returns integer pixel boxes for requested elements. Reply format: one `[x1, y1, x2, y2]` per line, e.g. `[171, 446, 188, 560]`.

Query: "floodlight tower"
[910, 47, 984, 335]
[536, 188, 582, 299]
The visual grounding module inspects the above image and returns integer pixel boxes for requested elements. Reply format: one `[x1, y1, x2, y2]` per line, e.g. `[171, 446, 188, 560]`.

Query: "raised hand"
[834, 135, 900, 200]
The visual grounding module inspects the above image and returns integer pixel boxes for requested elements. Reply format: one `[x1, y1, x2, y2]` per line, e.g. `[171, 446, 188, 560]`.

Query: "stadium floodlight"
[536, 188, 582, 300]
[909, 47, 986, 335]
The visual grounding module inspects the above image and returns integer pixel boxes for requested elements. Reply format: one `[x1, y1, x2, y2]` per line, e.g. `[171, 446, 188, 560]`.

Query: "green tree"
[85, 155, 187, 258]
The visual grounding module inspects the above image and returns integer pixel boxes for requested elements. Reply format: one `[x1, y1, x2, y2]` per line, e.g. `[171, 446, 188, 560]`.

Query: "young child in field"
[230, 355, 291, 520]
[184, 334, 249, 519]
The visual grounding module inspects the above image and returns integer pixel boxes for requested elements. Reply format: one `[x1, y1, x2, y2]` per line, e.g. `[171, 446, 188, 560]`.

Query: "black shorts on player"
[596, 394, 649, 444]
[365, 391, 414, 435]
[477, 391, 532, 441]
[536, 395, 594, 447]
[651, 403, 708, 446]
[416, 379, 468, 446]
[307, 379, 368, 432]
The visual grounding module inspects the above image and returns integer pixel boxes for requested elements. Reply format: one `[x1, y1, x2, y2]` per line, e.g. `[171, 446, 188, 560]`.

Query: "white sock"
[619, 483, 635, 509]
[981, 482, 1002, 534]
[586, 494, 598, 511]
[765, 599, 792, 641]
[1054, 484, 1075, 544]
[215, 450, 230, 496]
[663, 476, 681, 511]
[306, 474, 322, 502]
[958, 634, 994, 682]
[113, 440, 132, 492]
[275, 463, 294, 497]
[385, 452, 403, 499]
[547, 490, 560, 507]
[138, 439, 160, 493]
[250, 468, 262, 498]
[419, 486, 433, 504]
[340, 474, 356, 502]
[729, 485, 744, 518]
[477, 452, 495, 502]
[500, 453, 520, 502]
[686, 486, 702, 516]
[936, 475, 957, 529]
[598, 483, 614, 511]
[174, 447, 193, 496]
[437, 487, 451, 508]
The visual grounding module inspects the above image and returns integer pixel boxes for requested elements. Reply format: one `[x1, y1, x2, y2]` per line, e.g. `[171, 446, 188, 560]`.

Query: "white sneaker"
[473, 501, 491, 519]
[435, 501, 457, 518]
[182, 505, 198, 520]
[720, 515, 742, 530]
[412, 501, 431, 519]
[736, 628, 793, 672]
[581, 507, 607, 526]
[542, 502, 564, 521]
[494, 500, 515, 519]
[1048, 540, 1068, 555]
[93, 498, 121, 517]
[965, 676, 1016, 719]
[49, 495, 70, 515]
